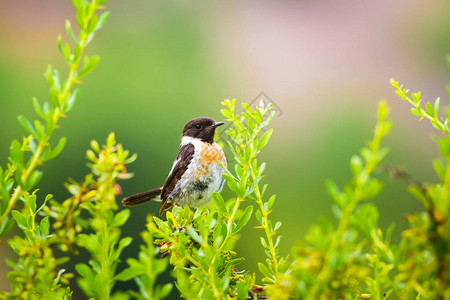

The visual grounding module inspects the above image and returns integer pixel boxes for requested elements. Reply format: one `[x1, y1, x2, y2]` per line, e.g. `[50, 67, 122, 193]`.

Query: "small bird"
[122, 117, 227, 215]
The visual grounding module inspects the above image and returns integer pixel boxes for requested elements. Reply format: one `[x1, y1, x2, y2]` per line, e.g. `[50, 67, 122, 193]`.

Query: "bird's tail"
[122, 187, 162, 207]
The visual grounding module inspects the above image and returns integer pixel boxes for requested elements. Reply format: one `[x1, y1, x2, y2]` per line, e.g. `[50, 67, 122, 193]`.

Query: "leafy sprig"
[282, 101, 392, 299]
[221, 100, 288, 292]
[121, 100, 279, 299]
[391, 78, 449, 133]
[72, 133, 136, 299]
[115, 215, 173, 300]
[0, 0, 110, 236]
[3, 192, 72, 299]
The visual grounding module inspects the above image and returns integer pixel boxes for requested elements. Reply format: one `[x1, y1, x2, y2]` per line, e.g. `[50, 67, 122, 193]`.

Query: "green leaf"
[408, 185, 428, 209]
[0, 217, 15, 237]
[258, 262, 274, 281]
[28, 138, 37, 153]
[87, 14, 99, 33]
[117, 237, 133, 254]
[425, 102, 434, 117]
[40, 216, 50, 236]
[10, 139, 24, 167]
[107, 132, 116, 148]
[66, 88, 80, 113]
[260, 239, 270, 253]
[65, 20, 77, 42]
[37, 194, 53, 213]
[45, 65, 53, 85]
[434, 97, 440, 117]
[75, 263, 94, 282]
[262, 110, 276, 128]
[221, 108, 233, 119]
[32, 97, 45, 119]
[155, 283, 173, 299]
[242, 102, 255, 116]
[187, 226, 204, 244]
[25, 170, 43, 191]
[411, 92, 420, 103]
[255, 209, 263, 225]
[78, 55, 100, 77]
[72, 0, 83, 10]
[232, 205, 253, 234]
[266, 195, 276, 211]
[44, 137, 66, 161]
[11, 210, 29, 230]
[432, 158, 445, 182]
[410, 108, 421, 116]
[257, 129, 273, 152]
[113, 209, 130, 227]
[258, 162, 266, 177]
[439, 136, 450, 157]
[236, 279, 250, 300]
[42, 102, 50, 115]
[53, 269, 66, 287]
[234, 118, 247, 137]
[212, 192, 227, 215]
[114, 266, 144, 281]
[26, 194, 37, 212]
[325, 179, 343, 206]
[274, 221, 282, 231]
[224, 174, 240, 196]
[274, 235, 282, 248]
[239, 172, 250, 197]
[57, 34, 63, 55]
[365, 178, 384, 198]
[63, 43, 71, 63]
[350, 155, 362, 175]
[95, 11, 110, 31]
[73, 44, 82, 62]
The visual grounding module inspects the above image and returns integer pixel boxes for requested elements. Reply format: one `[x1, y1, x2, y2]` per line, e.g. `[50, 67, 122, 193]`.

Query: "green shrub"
[0, 1, 449, 299]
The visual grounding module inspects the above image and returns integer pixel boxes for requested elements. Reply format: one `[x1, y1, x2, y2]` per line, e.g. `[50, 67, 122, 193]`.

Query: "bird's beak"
[211, 121, 225, 128]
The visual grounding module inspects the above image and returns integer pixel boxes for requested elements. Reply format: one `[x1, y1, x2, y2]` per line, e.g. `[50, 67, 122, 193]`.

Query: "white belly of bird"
[171, 139, 226, 208]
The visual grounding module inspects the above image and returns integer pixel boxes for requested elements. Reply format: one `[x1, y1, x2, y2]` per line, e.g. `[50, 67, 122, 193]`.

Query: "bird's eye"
[195, 124, 201, 129]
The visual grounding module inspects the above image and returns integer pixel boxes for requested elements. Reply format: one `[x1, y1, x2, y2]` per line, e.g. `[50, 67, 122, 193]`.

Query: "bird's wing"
[159, 143, 195, 215]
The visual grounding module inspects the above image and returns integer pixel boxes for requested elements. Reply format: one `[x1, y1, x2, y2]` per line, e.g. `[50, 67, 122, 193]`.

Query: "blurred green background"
[0, 0, 449, 298]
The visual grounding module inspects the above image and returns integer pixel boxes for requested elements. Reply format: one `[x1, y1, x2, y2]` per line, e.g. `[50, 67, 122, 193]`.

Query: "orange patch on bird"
[199, 143, 226, 164]
[194, 143, 226, 179]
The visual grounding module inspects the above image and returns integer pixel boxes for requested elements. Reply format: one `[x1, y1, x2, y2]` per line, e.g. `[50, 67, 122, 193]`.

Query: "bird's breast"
[194, 142, 227, 179]
[173, 142, 226, 208]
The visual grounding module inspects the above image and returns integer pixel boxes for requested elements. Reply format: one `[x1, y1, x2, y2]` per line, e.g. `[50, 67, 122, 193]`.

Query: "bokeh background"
[0, 0, 449, 298]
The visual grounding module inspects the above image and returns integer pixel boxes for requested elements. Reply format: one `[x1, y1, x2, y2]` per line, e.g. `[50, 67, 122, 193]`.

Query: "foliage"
[0, 0, 134, 299]
[277, 101, 392, 299]
[118, 100, 278, 299]
[5, 192, 72, 300]
[0, 0, 109, 236]
[1, 1, 450, 299]
[59, 133, 135, 299]
[115, 215, 173, 300]
[391, 78, 449, 133]
[388, 74, 450, 299]
[2, 133, 135, 300]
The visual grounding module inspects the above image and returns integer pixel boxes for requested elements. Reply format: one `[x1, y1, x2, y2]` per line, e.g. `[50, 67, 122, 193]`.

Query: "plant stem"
[409, 100, 445, 131]
[1, 142, 45, 221]
[220, 197, 243, 251]
[254, 183, 278, 276]
[0, 2, 97, 226]
[307, 108, 387, 299]
[307, 197, 358, 300]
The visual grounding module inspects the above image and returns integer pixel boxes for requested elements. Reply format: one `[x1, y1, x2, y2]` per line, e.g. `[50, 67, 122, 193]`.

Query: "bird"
[122, 117, 227, 215]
